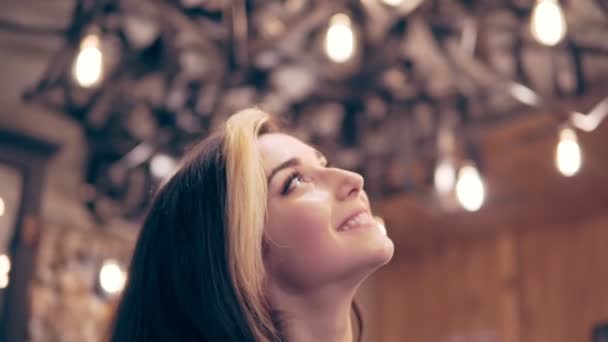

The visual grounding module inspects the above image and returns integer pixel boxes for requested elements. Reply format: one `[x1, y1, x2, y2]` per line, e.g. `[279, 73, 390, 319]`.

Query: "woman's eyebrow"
[268, 157, 301, 183]
[267, 150, 326, 184]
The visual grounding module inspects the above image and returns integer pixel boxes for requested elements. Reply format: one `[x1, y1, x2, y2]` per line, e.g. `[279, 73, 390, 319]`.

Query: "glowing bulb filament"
[530, 0, 567, 46]
[456, 164, 486, 212]
[556, 127, 582, 176]
[73, 34, 103, 87]
[99, 259, 127, 296]
[0, 254, 10, 289]
[150, 154, 177, 179]
[382, 0, 405, 6]
[434, 159, 456, 194]
[325, 13, 356, 63]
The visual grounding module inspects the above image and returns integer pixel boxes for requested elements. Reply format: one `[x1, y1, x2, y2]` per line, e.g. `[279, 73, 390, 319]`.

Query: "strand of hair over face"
[223, 108, 281, 342]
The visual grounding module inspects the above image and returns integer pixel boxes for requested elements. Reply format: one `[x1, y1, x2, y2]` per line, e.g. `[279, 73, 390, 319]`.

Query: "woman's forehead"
[257, 133, 317, 166]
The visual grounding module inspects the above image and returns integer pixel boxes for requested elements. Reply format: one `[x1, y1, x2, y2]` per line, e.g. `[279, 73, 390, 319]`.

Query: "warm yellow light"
[0, 197, 4, 217]
[456, 163, 486, 212]
[150, 154, 177, 179]
[0, 274, 8, 289]
[380, 0, 424, 11]
[0, 254, 10, 275]
[325, 13, 356, 63]
[99, 259, 127, 296]
[556, 127, 582, 176]
[73, 34, 103, 87]
[530, 0, 567, 46]
[434, 159, 456, 194]
[0, 254, 10, 290]
[382, 0, 405, 6]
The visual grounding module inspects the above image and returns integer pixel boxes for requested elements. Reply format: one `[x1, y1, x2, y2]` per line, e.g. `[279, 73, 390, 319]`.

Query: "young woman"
[109, 108, 394, 342]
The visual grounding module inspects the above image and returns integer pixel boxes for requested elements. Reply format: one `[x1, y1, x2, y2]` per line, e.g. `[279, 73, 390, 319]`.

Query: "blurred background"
[0, 0, 607, 341]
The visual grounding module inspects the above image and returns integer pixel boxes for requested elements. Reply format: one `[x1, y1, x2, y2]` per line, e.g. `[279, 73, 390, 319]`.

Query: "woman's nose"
[334, 169, 364, 201]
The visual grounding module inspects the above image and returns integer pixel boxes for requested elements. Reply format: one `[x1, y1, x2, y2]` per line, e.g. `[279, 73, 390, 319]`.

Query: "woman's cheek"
[275, 196, 333, 246]
[289, 208, 328, 242]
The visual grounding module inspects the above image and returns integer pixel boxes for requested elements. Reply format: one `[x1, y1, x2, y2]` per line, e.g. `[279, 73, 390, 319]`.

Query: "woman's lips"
[337, 211, 375, 232]
[337, 211, 388, 236]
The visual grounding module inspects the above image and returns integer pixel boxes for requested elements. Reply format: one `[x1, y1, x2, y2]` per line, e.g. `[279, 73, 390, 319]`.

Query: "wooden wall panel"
[377, 238, 502, 342]
[518, 217, 608, 342]
[374, 216, 608, 342]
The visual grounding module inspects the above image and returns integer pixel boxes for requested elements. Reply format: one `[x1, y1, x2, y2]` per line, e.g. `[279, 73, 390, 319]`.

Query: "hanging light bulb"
[434, 159, 456, 194]
[98, 259, 127, 296]
[0, 274, 8, 289]
[555, 126, 582, 177]
[0, 196, 5, 217]
[0, 254, 10, 289]
[530, 0, 567, 46]
[435, 118, 457, 196]
[381, 0, 405, 6]
[380, 0, 424, 12]
[456, 162, 486, 212]
[0, 254, 10, 274]
[73, 33, 104, 87]
[150, 153, 177, 179]
[324, 13, 356, 63]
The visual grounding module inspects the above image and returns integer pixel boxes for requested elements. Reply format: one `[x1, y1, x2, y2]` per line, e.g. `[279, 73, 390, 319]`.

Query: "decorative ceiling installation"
[24, 0, 608, 222]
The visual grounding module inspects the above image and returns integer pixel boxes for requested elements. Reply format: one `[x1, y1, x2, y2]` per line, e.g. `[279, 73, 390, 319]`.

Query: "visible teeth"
[337, 212, 390, 235]
[339, 212, 369, 231]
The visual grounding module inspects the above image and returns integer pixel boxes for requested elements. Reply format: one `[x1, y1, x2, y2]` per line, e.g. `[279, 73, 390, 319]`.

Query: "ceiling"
[378, 88, 608, 255]
[0, 0, 73, 105]
[1, 0, 607, 249]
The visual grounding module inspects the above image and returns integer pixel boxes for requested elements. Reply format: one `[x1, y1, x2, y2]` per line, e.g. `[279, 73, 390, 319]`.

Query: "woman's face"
[258, 133, 394, 293]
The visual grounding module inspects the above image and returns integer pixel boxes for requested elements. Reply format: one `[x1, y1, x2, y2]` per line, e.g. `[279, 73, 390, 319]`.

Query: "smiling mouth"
[337, 211, 376, 232]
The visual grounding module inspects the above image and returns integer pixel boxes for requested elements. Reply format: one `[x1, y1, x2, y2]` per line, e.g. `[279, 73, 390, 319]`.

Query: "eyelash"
[281, 160, 331, 195]
[282, 171, 303, 195]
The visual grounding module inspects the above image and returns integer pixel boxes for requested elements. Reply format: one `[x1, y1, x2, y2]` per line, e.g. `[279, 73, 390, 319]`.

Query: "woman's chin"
[340, 224, 394, 265]
[372, 235, 395, 265]
[352, 234, 395, 274]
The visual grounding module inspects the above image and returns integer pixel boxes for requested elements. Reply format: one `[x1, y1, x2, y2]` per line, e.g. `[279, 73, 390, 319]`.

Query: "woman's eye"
[283, 172, 304, 195]
[280, 159, 329, 196]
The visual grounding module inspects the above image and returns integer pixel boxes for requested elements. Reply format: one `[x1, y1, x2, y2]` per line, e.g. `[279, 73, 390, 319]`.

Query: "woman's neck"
[271, 285, 357, 342]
